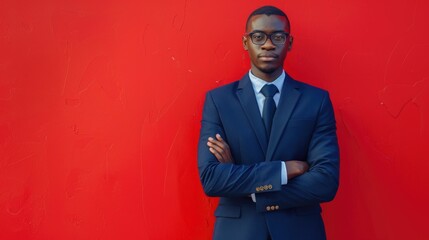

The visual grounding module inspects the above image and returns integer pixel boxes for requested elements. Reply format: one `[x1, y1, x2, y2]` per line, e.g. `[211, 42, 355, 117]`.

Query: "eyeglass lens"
[250, 32, 288, 45]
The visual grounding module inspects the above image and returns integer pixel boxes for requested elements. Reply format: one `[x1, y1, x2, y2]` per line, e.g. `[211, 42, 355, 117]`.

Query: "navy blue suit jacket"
[198, 73, 339, 240]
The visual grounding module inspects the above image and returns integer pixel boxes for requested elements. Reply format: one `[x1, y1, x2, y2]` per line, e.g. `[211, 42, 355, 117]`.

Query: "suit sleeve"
[255, 92, 340, 211]
[198, 91, 282, 197]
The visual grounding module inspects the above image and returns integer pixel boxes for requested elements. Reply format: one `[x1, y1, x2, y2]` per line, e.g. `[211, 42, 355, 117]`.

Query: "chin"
[258, 66, 279, 74]
[256, 62, 282, 74]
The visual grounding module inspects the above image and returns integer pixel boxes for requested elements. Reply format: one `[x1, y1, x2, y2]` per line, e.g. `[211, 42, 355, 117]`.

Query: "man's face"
[243, 14, 292, 80]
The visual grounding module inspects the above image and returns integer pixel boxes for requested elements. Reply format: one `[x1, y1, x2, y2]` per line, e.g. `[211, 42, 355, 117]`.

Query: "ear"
[243, 35, 249, 51]
[288, 35, 293, 51]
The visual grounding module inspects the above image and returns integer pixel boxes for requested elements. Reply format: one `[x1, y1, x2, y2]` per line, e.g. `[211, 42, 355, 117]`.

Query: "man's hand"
[207, 134, 234, 163]
[286, 161, 309, 179]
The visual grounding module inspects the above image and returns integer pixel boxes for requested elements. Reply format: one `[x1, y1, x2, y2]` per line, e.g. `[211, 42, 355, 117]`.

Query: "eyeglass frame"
[244, 31, 291, 45]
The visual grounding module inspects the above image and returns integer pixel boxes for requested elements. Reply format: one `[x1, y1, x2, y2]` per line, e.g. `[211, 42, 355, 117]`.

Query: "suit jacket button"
[270, 206, 275, 211]
[266, 206, 271, 211]
[256, 187, 260, 192]
[275, 205, 279, 210]
[268, 184, 273, 189]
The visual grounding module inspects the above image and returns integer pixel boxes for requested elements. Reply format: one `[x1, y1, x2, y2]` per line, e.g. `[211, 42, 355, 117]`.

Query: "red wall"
[1, 0, 428, 239]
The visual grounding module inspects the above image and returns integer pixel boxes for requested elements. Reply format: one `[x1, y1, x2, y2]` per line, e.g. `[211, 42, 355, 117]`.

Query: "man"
[198, 5, 339, 240]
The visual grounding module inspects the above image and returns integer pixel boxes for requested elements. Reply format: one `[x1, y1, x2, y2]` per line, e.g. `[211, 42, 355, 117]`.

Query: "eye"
[251, 33, 265, 41]
[272, 33, 286, 42]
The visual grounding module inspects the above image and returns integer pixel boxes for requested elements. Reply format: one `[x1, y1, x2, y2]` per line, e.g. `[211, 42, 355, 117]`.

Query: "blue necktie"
[261, 84, 279, 137]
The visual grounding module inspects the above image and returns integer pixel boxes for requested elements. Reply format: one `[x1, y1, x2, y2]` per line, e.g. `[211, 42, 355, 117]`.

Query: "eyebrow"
[248, 30, 289, 34]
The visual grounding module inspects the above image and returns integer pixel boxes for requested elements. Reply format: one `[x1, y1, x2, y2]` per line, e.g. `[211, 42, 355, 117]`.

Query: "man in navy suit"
[198, 5, 339, 240]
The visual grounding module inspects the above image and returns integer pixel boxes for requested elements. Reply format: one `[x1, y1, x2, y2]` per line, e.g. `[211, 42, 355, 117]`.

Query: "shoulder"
[206, 80, 240, 97]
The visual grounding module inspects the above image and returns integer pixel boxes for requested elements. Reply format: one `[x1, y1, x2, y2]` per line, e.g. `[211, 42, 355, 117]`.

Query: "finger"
[209, 142, 225, 155]
[216, 134, 230, 149]
[207, 142, 224, 154]
[207, 141, 223, 150]
[209, 147, 225, 162]
[208, 137, 221, 145]
[209, 147, 221, 159]
[208, 138, 226, 149]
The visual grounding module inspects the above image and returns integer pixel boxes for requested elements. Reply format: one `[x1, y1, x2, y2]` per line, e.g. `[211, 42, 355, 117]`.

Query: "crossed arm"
[207, 134, 309, 180]
[198, 91, 339, 210]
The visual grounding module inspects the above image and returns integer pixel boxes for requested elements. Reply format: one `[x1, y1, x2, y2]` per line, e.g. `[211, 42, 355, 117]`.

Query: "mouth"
[258, 54, 278, 61]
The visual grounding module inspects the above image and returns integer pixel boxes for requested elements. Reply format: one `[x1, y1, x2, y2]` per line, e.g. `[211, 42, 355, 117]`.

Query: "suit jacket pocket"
[214, 205, 241, 218]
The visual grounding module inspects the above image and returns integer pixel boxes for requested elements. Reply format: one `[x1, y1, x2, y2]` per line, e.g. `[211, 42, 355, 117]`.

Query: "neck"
[250, 67, 283, 82]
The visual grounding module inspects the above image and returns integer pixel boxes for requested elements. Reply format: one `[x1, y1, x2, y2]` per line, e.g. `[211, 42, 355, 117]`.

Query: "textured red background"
[1, 0, 428, 239]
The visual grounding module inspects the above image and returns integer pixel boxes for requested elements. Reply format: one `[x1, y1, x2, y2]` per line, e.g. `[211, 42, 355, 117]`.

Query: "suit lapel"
[266, 75, 301, 161]
[236, 75, 268, 155]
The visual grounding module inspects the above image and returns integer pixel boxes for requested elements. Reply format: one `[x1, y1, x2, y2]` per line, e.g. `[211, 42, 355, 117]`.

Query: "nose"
[261, 37, 276, 50]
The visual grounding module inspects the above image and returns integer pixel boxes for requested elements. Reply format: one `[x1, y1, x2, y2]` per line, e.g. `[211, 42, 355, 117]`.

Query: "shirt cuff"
[251, 193, 256, 202]
[281, 161, 288, 185]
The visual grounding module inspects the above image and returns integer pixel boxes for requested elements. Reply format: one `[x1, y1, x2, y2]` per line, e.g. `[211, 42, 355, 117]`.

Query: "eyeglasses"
[246, 31, 289, 45]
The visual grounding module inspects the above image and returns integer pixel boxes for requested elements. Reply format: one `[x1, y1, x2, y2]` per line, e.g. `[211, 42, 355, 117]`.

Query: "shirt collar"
[248, 70, 285, 94]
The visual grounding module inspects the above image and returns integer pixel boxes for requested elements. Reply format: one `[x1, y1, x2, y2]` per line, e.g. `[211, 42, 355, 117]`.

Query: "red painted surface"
[1, 0, 428, 239]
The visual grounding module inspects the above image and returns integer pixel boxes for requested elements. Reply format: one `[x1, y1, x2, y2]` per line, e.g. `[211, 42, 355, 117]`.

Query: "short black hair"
[245, 5, 290, 32]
